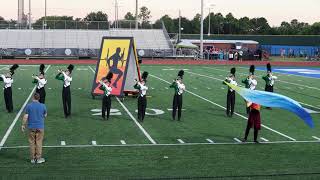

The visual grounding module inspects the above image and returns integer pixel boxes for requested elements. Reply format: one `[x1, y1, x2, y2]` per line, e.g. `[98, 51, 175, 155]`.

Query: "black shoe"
[254, 140, 260, 144]
[242, 138, 247, 143]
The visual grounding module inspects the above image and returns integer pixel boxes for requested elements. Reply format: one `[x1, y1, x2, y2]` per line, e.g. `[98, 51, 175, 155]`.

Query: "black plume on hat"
[177, 70, 184, 79]
[267, 63, 272, 72]
[106, 72, 113, 82]
[249, 65, 255, 75]
[9, 64, 19, 75]
[39, 64, 45, 75]
[142, 71, 149, 81]
[67, 64, 74, 73]
[230, 67, 236, 76]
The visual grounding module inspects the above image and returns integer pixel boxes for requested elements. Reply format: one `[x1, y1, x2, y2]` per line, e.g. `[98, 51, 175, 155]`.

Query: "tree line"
[0, 6, 319, 35]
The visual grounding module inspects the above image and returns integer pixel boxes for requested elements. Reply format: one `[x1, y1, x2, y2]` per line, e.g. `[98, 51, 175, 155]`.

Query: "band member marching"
[134, 72, 149, 122]
[242, 65, 257, 114]
[242, 101, 262, 143]
[170, 70, 186, 121]
[55, 64, 74, 118]
[32, 64, 47, 104]
[223, 68, 238, 117]
[99, 72, 113, 120]
[262, 63, 277, 109]
[0, 64, 19, 113]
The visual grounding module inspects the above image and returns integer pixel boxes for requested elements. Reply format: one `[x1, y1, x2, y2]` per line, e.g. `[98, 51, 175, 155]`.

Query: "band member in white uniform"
[56, 64, 74, 118]
[134, 72, 149, 122]
[0, 64, 19, 113]
[32, 64, 47, 104]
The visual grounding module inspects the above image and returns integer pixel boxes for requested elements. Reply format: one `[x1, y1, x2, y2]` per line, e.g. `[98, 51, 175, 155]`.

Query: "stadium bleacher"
[0, 29, 173, 58]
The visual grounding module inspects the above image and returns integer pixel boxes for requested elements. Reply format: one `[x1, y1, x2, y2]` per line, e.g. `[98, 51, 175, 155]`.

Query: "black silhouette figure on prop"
[106, 47, 125, 88]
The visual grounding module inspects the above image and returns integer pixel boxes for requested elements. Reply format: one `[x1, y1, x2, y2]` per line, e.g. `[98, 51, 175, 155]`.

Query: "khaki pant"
[28, 129, 44, 160]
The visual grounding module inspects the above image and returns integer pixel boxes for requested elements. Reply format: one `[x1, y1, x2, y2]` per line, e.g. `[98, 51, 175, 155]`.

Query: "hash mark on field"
[18, 88, 21, 90]
[312, 136, 320, 141]
[221, 87, 225, 90]
[299, 87, 304, 90]
[78, 88, 82, 90]
[165, 87, 169, 89]
[233, 138, 242, 143]
[61, 141, 66, 146]
[120, 140, 126, 145]
[92, 141, 97, 146]
[48, 88, 52, 90]
[207, 87, 211, 90]
[151, 87, 155, 90]
[260, 137, 269, 142]
[206, 139, 214, 143]
[193, 87, 198, 90]
[177, 139, 185, 144]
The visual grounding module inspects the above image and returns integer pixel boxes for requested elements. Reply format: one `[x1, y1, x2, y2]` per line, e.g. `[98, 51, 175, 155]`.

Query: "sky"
[1, 0, 319, 26]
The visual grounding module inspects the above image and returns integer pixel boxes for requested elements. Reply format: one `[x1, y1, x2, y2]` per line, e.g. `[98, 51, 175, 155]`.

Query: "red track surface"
[0, 59, 320, 66]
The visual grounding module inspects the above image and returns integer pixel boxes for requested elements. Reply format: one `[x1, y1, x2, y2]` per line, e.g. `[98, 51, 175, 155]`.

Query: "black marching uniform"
[170, 70, 186, 121]
[0, 64, 19, 113]
[134, 72, 149, 122]
[99, 72, 113, 120]
[223, 68, 238, 117]
[262, 63, 277, 109]
[33, 64, 47, 104]
[56, 65, 74, 118]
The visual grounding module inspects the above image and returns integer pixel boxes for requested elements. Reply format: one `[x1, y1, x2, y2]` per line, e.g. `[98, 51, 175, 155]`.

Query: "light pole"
[28, 0, 32, 29]
[208, 4, 215, 36]
[135, 0, 138, 29]
[44, 0, 47, 29]
[200, 0, 204, 59]
[178, 10, 181, 42]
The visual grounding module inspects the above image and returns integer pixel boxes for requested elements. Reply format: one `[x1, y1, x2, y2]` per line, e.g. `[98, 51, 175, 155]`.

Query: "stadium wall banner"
[91, 37, 141, 97]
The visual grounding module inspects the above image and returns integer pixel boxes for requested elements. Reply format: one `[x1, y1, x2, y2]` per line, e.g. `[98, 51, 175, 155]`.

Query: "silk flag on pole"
[225, 82, 314, 128]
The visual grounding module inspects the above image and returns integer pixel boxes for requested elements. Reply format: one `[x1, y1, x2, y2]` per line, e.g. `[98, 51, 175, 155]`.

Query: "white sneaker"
[30, 159, 36, 164]
[36, 158, 46, 164]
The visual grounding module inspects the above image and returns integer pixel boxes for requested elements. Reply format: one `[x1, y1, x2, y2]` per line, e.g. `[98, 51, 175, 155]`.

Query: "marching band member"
[170, 70, 186, 121]
[242, 65, 257, 114]
[134, 72, 149, 122]
[32, 64, 47, 104]
[262, 63, 277, 109]
[242, 101, 262, 143]
[0, 64, 19, 113]
[55, 64, 74, 118]
[223, 68, 237, 117]
[99, 72, 113, 120]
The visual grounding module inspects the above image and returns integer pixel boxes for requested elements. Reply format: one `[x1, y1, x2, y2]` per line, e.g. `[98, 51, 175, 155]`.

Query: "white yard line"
[120, 140, 126, 145]
[260, 137, 269, 142]
[0, 65, 51, 150]
[61, 141, 66, 146]
[150, 74, 297, 141]
[1, 140, 320, 149]
[177, 139, 185, 144]
[298, 102, 320, 110]
[116, 97, 157, 144]
[206, 139, 214, 143]
[88, 65, 157, 144]
[203, 66, 320, 91]
[312, 136, 320, 141]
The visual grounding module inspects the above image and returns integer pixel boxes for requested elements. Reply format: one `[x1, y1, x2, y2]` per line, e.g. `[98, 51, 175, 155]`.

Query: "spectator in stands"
[280, 49, 285, 60]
